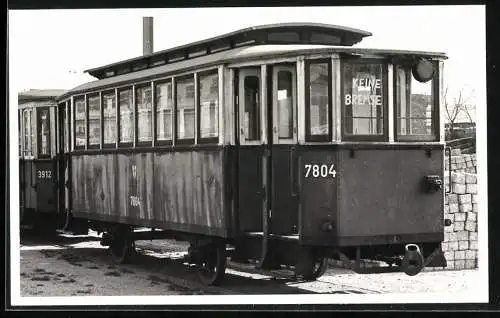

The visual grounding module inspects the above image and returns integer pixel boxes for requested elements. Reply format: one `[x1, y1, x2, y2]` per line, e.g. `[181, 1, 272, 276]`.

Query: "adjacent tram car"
[19, 89, 89, 235]
[53, 22, 450, 285]
[19, 90, 66, 233]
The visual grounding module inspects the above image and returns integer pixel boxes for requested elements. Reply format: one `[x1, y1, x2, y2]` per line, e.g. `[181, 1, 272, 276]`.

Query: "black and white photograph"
[8, 5, 488, 306]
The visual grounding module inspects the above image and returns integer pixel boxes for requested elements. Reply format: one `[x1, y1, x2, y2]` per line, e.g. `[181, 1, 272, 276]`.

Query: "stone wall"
[441, 149, 478, 270]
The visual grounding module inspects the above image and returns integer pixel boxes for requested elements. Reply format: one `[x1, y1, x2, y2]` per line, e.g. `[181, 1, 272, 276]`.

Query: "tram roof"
[18, 89, 67, 103]
[58, 44, 447, 101]
[85, 22, 373, 79]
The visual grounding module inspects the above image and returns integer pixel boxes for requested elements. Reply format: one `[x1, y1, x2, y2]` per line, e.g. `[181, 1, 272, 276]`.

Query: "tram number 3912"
[304, 164, 336, 178]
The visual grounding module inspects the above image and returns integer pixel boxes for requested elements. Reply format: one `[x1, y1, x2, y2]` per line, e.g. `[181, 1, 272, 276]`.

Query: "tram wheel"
[302, 257, 328, 281]
[295, 248, 329, 281]
[109, 230, 135, 264]
[197, 242, 227, 286]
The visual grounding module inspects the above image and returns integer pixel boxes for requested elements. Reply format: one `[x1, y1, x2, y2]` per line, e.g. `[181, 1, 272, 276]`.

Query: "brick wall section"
[329, 148, 478, 271]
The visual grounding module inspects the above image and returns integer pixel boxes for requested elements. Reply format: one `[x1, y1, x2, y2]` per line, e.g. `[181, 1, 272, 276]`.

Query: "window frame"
[340, 58, 389, 142]
[135, 83, 154, 147]
[101, 90, 117, 148]
[154, 78, 174, 147]
[36, 107, 52, 158]
[117, 87, 134, 148]
[197, 69, 220, 144]
[393, 60, 440, 142]
[73, 95, 86, 150]
[175, 74, 196, 145]
[304, 59, 333, 142]
[86, 93, 101, 149]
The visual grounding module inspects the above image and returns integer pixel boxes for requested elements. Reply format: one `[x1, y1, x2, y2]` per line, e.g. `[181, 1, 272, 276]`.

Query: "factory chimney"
[143, 17, 154, 55]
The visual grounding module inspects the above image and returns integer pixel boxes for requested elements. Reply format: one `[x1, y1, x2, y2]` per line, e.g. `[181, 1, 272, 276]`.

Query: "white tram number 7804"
[304, 164, 336, 178]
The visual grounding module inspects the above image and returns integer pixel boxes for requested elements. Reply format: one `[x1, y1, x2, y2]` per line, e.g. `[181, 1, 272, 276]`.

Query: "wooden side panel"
[71, 149, 228, 237]
[153, 150, 225, 232]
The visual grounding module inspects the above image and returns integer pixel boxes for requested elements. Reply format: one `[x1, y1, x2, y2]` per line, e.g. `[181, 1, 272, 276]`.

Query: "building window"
[342, 61, 386, 140]
[198, 72, 219, 140]
[176, 76, 195, 141]
[136, 85, 153, 142]
[156, 81, 173, 141]
[88, 95, 101, 146]
[37, 108, 51, 156]
[102, 91, 117, 144]
[119, 88, 133, 143]
[306, 61, 330, 140]
[395, 64, 437, 141]
[74, 97, 86, 147]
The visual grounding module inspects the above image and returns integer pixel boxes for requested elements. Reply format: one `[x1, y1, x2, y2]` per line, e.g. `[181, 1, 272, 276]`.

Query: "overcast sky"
[9, 5, 485, 122]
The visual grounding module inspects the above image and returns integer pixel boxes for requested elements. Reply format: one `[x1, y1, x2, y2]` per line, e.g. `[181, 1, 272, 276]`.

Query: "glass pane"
[309, 63, 329, 136]
[343, 62, 384, 136]
[31, 110, 36, 153]
[64, 106, 69, 152]
[88, 95, 100, 145]
[38, 109, 50, 155]
[24, 110, 31, 156]
[74, 98, 86, 147]
[103, 92, 116, 144]
[119, 89, 133, 143]
[136, 86, 152, 142]
[243, 76, 260, 141]
[176, 77, 195, 140]
[156, 82, 173, 141]
[277, 71, 293, 139]
[199, 73, 219, 139]
[396, 65, 434, 138]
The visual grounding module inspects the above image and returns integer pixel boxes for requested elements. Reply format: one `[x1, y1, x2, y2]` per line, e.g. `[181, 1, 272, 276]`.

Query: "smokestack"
[143, 17, 153, 56]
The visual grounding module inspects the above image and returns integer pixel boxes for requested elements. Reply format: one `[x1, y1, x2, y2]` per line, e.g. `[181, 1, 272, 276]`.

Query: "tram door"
[237, 68, 266, 233]
[269, 65, 298, 236]
[236, 66, 298, 236]
[35, 107, 57, 213]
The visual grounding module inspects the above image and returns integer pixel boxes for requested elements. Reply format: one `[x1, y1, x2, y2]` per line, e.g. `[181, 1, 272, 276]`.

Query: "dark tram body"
[20, 22, 451, 284]
[18, 90, 66, 232]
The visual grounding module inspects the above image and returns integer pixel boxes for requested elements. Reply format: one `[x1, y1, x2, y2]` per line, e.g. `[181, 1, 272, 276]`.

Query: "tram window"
[23, 110, 31, 156]
[88, 94, 101, 146]
[342, 61, 385, 139]
[278, 70, 293, 139]
[119, 88, 134, 143]
[176, 76, 195, 141]
[156, 81, 173, 141]
[395, 65, 436, 141]
[102, 91, 117, 144]
[37, 108, 51, 156]
[64, 106, 69, 152]
[198, 72, 219, 140]
[31, 110, 36, 154]
[136, 85, 153, 142]
[306, 62, 330, 140]
[243, 76, 260, 141]
[74, 97, 86, 148]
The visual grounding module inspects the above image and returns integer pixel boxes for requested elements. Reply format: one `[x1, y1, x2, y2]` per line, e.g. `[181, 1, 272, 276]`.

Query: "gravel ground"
[19, 230, 481, 297]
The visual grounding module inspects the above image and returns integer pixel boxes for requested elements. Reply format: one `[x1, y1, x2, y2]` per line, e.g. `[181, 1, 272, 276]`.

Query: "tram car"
[18, 89, 89, 235]
[34, 22, 451, 285]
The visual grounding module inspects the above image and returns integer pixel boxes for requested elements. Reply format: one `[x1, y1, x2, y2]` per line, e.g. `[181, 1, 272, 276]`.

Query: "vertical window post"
[194, 73, 199, 145]
[115, 88, 119, 148]
[99, 91, 103, 149]
[151, 81, 156, 147]
[84, 94, 88, 150]
[388, 63, 394, 143]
